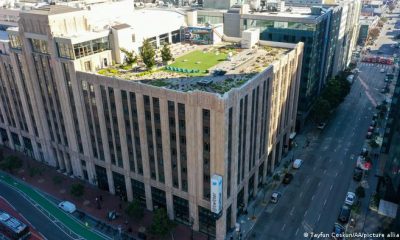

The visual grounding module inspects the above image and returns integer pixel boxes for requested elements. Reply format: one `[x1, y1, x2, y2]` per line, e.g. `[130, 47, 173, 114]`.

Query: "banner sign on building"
[210, 174, 223, 214]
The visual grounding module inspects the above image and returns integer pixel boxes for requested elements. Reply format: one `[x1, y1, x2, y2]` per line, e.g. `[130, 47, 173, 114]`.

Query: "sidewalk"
[226, 124, 319, 240]
[0, 147, 207, 240]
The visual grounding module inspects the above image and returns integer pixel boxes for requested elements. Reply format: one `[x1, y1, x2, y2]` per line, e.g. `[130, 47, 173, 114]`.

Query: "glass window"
[30, 39, 49, 54]
[9, 34, 22, 49]
[73, 37, 110, 59]
[57, 42, 74, 59]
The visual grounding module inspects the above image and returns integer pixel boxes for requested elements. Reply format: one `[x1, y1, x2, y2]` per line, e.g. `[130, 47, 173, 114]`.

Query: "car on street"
[368, 126, 374, 132]
[345, 192, 356, 205]
[338, 205, 351, 223]
[270, 192, 281, 203]
[366, 131, 373, 139]
[58, 201, 76, 213]
[292, 159, 303, 169]
[317, 122, 326, 130]
[353, 167, 363, 181]
[282, 173, 293, 184]
[361, 148, 369, 157]
[332, 223, 345, 240]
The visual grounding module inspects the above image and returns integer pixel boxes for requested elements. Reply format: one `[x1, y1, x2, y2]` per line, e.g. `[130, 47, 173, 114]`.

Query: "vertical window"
[202, 109, 211, 200]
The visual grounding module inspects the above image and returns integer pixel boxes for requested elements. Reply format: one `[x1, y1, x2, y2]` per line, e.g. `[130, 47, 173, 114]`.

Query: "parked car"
[270, 192, 282, 203]
[361, 148, 369, 157]
[58, 201, 76, 213]
[366, 131, 373, 139]
[317, 122, 326, 130]
[332, 223, 345, 240]
[282, 173, 293, 184]
[292, 159, 303, 169]
[368, 126, 374, 132]
[338, 205, 351, 223]
[353, 167, 363, 181]
[345, 192, 356, 205]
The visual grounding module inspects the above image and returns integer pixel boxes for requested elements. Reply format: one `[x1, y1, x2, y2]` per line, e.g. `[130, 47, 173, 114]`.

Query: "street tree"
[125, 198, 144, 220]
[310, 97, 331, 123]
[150, 208, 173, 236]
[161, 43, 173, 64]
[120, 48, 137, 66]
[140, 39, 156, 69]
[0, 155, 22, 173]
[356, 186, 365, 199]
[70, 183, 85, 197]
[369, 28, 380, 39]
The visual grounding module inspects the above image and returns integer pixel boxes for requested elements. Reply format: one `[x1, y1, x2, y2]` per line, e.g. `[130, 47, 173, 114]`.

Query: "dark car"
[338, 205, 351, 223]
[282, 173, 293, 184]
[332, 223, 345, 240]
[353, 167, 363, 181]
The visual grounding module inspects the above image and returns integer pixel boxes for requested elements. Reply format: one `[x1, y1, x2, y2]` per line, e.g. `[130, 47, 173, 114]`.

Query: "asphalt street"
[250, 9, 397, 240]
[0, 181, 72, 240]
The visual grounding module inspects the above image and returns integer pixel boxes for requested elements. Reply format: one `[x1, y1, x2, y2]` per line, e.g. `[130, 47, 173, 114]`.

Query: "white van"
[58, 201, 76, 213]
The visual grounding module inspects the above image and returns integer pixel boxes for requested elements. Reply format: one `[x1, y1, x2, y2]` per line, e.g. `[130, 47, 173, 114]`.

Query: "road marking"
[330, 184, 333, 191]
[324, 199, 327, 206]
[290, 207, 294, 216]
[281, 223, 286, 231]
[312, 194, 315, 200]
[295, 227, 299, 235]
[335, 172, 339, 177]
[318, 214, 321, 222]
[304, 210, 308, 217]
[323, 169, 327, 174]
[300, 192, 303, 198]
[318, 181, 321, 186]
[306, 178, 311, 184]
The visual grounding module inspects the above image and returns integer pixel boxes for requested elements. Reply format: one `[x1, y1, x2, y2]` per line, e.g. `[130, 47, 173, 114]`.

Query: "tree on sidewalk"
[140, 39, 156, 69]
[0, 155, 22, 173]
[125, 198, 144, 220]
[310, 97, 331, 123]
[70, 183, 85, 197]
[369, 28, 380, 39]
[356, 186, 365, 199]
[150, 208, 173, 236]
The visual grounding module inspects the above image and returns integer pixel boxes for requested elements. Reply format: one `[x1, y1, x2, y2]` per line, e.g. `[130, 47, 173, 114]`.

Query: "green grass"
[0, 172, 106, 240]
[168, 50, 227, 75]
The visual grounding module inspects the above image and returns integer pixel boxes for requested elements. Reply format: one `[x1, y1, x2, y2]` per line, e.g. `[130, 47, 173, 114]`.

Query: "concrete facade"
[0, 4, 303, 240]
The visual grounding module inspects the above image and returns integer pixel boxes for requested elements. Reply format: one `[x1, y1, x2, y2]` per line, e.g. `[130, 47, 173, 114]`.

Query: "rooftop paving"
[97, 42, 289, 94]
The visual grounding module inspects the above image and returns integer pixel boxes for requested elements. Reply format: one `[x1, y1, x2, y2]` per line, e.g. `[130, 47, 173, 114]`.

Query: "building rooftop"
[97, 42, 290, 95]
[27, 5, 81, 15]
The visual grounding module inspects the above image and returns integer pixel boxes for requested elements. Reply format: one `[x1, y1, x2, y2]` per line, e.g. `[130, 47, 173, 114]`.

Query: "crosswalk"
[358, 62, 395, 70]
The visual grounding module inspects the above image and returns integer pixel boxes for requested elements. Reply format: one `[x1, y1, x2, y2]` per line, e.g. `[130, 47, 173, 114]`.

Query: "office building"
[0, 3, 303, 239]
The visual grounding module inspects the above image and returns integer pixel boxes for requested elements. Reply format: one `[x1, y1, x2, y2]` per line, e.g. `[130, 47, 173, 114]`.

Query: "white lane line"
[323, 169, 327, 174]
[290, 207, 295, 216]
[304, 210, 308, 217]
[330, 184, 334, 191]
[318, 214, 321, 222]
[306, 178, 311, 184]
[295, 228, 299, 236]
[300, 192, 303, 198]
[281, 223, 286, 231]
[318, 181, 321, 186]
[324, 199, 327, 206]
[335, 172, 339, 177]
[312, 194, 315, 200]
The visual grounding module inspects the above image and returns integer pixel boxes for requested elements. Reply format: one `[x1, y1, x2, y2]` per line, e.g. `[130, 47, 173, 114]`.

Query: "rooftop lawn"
[167, 50, 228, 75]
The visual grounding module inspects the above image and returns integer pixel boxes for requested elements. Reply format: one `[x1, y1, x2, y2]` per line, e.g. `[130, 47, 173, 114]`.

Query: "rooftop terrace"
[97, 42, 289, 94]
